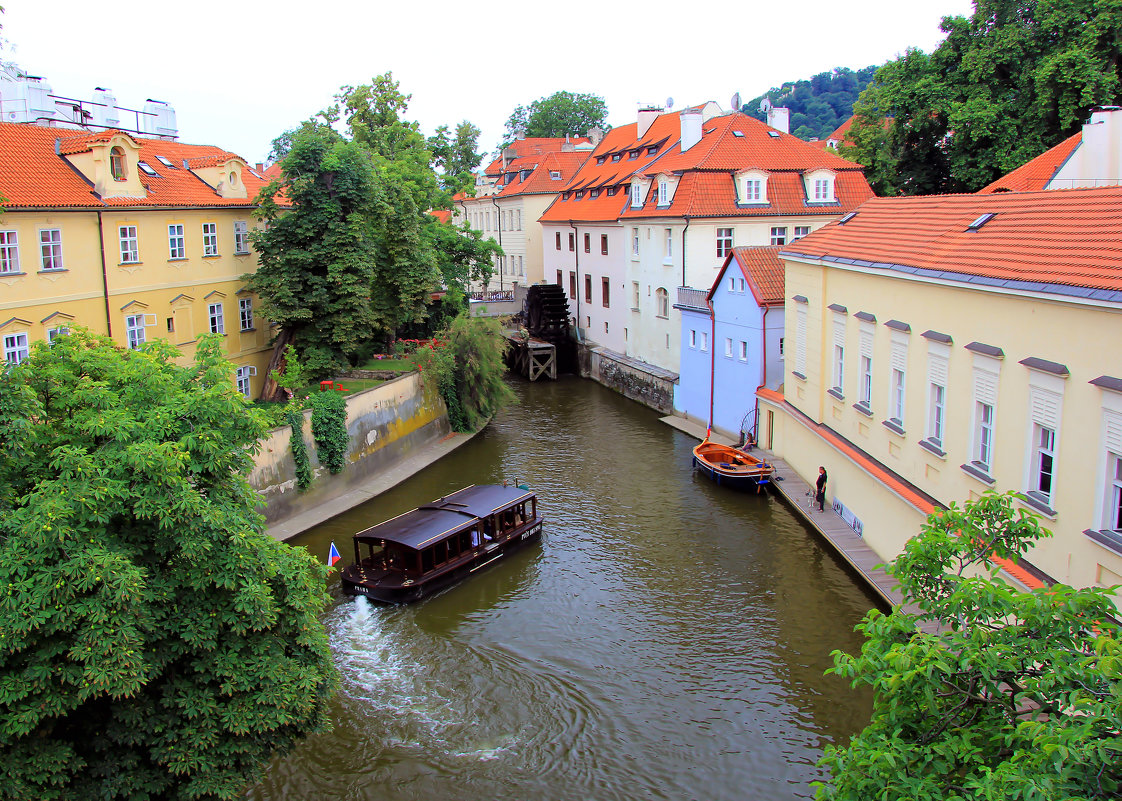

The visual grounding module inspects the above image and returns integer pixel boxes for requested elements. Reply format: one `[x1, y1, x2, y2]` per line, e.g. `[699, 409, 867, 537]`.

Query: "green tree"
[429, 120, 483, 196]
[503, 91, 609, 144]
[0, 330, 336, 800]
[413, 312, 515, 432]
[746, 65, 879, 141]
[817, 492, 1122, 800]
[847, 0, 1122, 194]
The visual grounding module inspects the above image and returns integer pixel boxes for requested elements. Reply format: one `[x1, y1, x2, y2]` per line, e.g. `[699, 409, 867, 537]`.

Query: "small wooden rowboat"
[692, 439, 774, 493]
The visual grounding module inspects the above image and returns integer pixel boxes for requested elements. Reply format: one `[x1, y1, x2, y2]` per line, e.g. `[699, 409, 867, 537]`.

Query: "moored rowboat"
[692, 439, 774, 493]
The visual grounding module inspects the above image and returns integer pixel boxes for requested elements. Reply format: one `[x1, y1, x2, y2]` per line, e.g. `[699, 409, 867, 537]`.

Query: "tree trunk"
[258, 328, 294, 403]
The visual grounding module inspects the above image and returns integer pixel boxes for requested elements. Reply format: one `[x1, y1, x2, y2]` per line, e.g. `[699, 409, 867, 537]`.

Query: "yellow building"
[0, 122, 275, 397]
[759, 187, 1122, 595]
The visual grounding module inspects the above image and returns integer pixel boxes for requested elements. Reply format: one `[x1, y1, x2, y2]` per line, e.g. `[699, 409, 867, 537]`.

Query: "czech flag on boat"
[328, 541, 341, 566]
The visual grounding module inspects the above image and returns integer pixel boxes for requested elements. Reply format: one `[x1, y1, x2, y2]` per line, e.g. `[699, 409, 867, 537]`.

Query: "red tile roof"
[978, 133, 1082, 194]
[493, 150, 590, 198]
[483, 136, 591, 176]
[0, 121, 276, 209]
[720, 246, 785, 306]
[784, 186, 1122, 294]
[429, 208, 452, 223]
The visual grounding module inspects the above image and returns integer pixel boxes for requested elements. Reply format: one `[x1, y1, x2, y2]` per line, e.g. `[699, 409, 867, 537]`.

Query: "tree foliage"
[817, 492, 1122, 800]
[503, 91, 609, 145]
[845, 0, 1122, 194]
[0, 330, 336, 800]
[413, 312, 515, 432]
[428, 121, 483, 196]
[745, 65, 880, 141]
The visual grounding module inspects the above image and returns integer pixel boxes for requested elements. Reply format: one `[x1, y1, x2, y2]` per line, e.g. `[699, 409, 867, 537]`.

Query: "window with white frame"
[168, 224, 186, 259]
[203, 222, 218, 256]
[795, 304, 807, 376]
[1025, 378, 1063, 507]
[235, 365, 256, 398]
[632, 282, 640, 309]
[970, 359, 1000, 474]
[0, 231, 18, 274]
[657, 179, 669, 205]
[1109, 454, 1122, 531]
[47, 325, 70, 343]
[40, 229, 63, 270]
[3, 332, 29, 364]
[858, 324, 874, 408]
[831, 313, 846, 395]
[739, 340, 748, 361]
[664, 229, 672, 260]
[234, 221, 250, 254]
[888, 334, 908, 427]
[209, 302, 225, 334]
[1099, 405, 1122, 532]
[656, 287, 669, 318]
[119, 226, 139, 263]
[743, 178, 762, 202]
[631, 182, 642, 207]
[926, 347, 949, 448]
[793, 225, 811, 240]
[716, 228, 733, 258]
[239, 297, 254, 330]
[891, 369, 906, 425]
[770, 227, 787, 246]
[632, 228, 639, 256]
[725, 337, 733, 358]
[779, 337, 785, 359]
[814, 179, 831, 201]
[125, 314, 146, 349]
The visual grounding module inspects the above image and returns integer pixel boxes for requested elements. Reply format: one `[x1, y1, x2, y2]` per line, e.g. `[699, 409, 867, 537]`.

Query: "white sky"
[3, 0, 975, 165]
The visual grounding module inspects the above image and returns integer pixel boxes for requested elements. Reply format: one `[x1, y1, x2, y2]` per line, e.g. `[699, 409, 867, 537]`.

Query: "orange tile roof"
[483, 136, 592, 176]
[978, 133, 1082, 194]
[429, 208, 452, 223]
[493, 150, 590, 198]
[714, 246, 785, 306]
[784, 186, 1122, 296]
[0, 121, 276, 209]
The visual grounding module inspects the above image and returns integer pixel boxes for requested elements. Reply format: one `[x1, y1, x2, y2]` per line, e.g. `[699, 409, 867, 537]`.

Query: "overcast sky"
[3, 0, 975, 165]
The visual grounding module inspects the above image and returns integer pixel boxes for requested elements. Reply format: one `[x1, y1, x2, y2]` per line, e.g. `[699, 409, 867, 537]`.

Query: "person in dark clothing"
[815, 467, 827, 512]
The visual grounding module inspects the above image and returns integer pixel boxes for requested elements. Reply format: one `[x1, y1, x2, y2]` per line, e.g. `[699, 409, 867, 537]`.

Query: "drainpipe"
[96, 210, 112, 337]
[707, 293, 716, 439]
[490, 194, 504, 291]
[752, 304, 769, 446]
[681, 215, 690, 288]
[569, 220, 580, 329]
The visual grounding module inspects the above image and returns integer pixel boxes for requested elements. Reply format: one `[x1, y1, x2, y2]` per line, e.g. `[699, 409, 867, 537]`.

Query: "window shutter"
[890, 341, 907, 372]
[1105, 410, 1122, 454]
[1030, 387, 1061, 429]
[974, 368, 998, 406]
[928, 353, 948, 386]
[833, 315, 846, 350]
[859, 329, 873, 359]
[795, 306, 807, 374]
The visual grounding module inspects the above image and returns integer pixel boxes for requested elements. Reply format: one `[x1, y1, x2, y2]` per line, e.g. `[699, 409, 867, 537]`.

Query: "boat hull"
[692, 455, 772, 491]
[341, 521, 543, 603]
[692, 440, 774, 494]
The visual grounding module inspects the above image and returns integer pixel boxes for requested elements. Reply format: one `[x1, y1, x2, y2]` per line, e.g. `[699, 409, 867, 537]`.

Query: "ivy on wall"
[286, 408, 313, 490]
[308, 390, 348, 474]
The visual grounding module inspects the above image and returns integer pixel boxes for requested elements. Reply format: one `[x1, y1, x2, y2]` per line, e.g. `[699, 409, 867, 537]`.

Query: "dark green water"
[249, 376, 876, 801]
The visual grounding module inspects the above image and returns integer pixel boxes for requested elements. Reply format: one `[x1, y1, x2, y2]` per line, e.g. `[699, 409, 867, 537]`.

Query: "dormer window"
[550, 170, 561, 180]
[596, 156, 606, 165]
[611, 154, 622, 162]
[110, 147, 127, 181]
[575, 190, 584, 199]
[629, 150, 640, 159]
[229, 171, 238, 187]
[804, 169, 836, 203]
[630, 182, 642, 207]
[657, 179, 668, 205]
[647, 145, 659, 155]
[606, 187, 617, 196]
[590, 188, 600, 198]
[744, 179, 762, 202]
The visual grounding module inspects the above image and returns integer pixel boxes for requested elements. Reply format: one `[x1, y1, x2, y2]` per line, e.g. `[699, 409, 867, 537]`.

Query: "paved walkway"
[266, 430, 481, 542]
[660, 414, 917, 615]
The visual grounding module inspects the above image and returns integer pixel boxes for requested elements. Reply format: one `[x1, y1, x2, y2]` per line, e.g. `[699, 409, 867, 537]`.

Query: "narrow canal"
[249, 377, 877, 801]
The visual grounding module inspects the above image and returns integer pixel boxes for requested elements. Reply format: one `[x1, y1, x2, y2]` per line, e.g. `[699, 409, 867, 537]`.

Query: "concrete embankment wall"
[578, 343, 677, 414]
[249, 372, 449, 524]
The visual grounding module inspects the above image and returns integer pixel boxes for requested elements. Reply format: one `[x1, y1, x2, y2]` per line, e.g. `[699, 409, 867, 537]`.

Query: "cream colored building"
[0, 121, 274, 397]
[760, 187, 1122, 595]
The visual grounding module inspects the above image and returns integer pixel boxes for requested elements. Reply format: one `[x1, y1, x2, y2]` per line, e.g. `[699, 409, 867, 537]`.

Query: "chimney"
[587, 126, 604, 146]
[1072, 106, 1122, 187]
[255, 162, 264, 173]
[680, 109, 703, 152]
[638, 106, 660, 138]
[767, 106, 789, 135]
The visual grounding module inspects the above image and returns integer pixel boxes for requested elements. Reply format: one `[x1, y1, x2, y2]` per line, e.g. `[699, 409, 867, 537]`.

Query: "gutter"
[707, 292, 715, 437]
[681, 214, 690, 288]
[752, 304, 769, 445]
[96, 210, 112, 337]
[569, 220, 580, 328]
[490, 194, 504, 291]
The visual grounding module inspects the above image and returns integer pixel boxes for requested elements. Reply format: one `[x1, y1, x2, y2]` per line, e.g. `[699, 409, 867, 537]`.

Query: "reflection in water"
[249, 377, 876, 801]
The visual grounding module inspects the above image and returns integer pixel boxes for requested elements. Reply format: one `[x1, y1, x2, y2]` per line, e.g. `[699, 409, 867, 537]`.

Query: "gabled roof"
[428, 208, 452, 223]
[493, 150, 590, 198]
[0, 121, 275, 208]
[483, 136, 591, 176]
[978, 133, 1082, 194]
[710, 246, 785, 307]
[782, 186, 1122, 297]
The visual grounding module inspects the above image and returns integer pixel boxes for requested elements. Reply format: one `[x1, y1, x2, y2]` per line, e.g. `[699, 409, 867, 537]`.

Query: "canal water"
[249, 377, 877, 801]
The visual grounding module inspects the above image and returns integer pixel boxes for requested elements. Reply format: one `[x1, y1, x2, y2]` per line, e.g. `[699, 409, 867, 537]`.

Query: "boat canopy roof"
[353, 484, 534, 550]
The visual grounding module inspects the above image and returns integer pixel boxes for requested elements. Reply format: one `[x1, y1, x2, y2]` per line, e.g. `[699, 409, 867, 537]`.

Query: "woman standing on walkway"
[815, 467, 827, 512]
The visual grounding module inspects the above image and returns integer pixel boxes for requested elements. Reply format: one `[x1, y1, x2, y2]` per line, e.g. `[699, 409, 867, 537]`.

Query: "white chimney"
[141, 99, 178, 139]
[1050, 106, 1122, 188]
[91, 87, 120, 129]
[767, 106, 789, 135]
[680, 109, 703, 152]
[637, 106, 660, 138]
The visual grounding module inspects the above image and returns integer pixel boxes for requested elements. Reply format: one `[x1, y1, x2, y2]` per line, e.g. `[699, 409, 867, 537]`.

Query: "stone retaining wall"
[580, 344, 678, 414]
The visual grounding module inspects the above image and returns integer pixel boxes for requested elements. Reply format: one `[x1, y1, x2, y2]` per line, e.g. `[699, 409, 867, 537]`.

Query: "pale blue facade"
[674, 270, 784, 441]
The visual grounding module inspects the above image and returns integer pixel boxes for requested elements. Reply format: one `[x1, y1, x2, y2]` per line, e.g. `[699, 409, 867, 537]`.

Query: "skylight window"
[550, 170, 561, 180]
[839, 212, 858, 224]
[611, 154, 622, 162]
[137, 161, 158, 176]
[155, 155, 176, 168]
[248, 169, 262, 180]
[732, 131, 744, 137]
[967, 212, 996, 231]
[767, 130, 781, 138]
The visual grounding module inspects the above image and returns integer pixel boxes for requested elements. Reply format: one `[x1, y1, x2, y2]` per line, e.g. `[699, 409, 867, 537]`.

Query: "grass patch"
[357, 357, 416, 371]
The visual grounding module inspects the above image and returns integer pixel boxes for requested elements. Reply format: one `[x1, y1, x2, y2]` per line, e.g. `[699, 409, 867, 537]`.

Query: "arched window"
[656, 287, 669, 318]
[110, 147, 127, 181]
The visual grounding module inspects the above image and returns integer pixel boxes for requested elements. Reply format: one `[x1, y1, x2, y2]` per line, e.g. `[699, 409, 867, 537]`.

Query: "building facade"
[0, 122, 275, 397]
[760, 187, 1122, 594]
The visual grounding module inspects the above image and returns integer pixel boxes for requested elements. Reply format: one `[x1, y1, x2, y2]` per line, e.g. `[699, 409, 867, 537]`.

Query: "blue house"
[675, 246, 785, 442]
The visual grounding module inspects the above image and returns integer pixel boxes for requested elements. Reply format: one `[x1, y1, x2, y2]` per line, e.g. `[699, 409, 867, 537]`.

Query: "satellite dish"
[666, 96, 674, 109]
[731, 92, 742, 111]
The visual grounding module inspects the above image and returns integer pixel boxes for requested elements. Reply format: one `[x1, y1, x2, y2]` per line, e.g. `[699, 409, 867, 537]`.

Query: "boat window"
[421, 548, 434, 573]
[470, 526, 482, 549]
[482, 518, 495, 541]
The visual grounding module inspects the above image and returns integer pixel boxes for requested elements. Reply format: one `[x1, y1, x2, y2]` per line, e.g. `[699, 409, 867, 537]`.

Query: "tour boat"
[340, 484, 543, 603]
[692, 438, 775, 493]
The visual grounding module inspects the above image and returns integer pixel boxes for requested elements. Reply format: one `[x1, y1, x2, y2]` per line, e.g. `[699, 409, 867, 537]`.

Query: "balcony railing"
[675, 286, 709, 312]
[469, 290, 515, 302]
